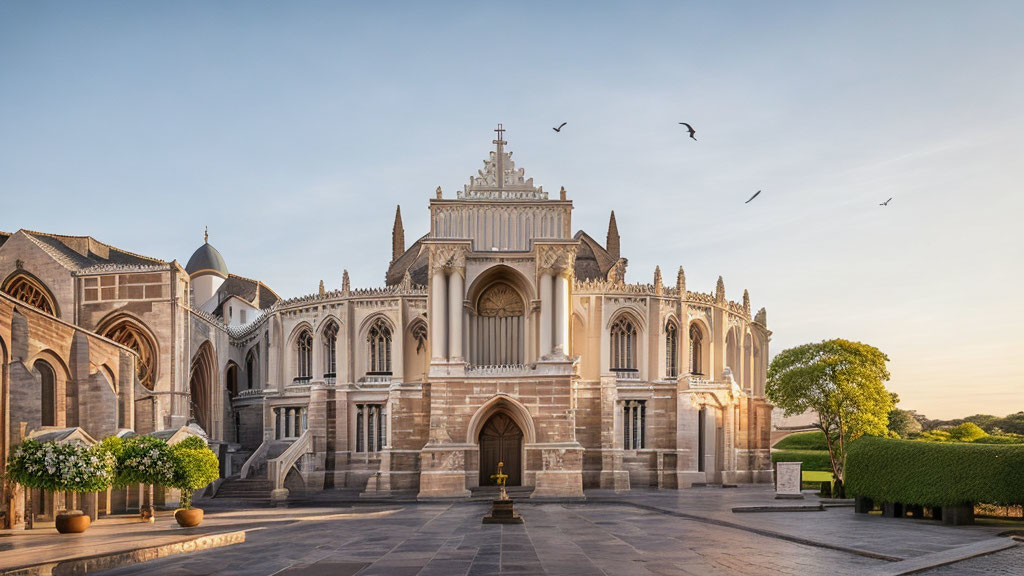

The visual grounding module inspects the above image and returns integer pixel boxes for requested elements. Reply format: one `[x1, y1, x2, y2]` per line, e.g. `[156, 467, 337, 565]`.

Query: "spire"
[715, 276, 725, 302]
[606, 211, 620, 261]
[204, 226, 208, 244]
[743, 289, 751, 314]
[392, 205, 405, 263]
[755, 307, 767, 325]
[653, 266, 663, 295]
[677, 266, 686, 294]
[319, 280, 325, 297]
[342, 270, 350, 295]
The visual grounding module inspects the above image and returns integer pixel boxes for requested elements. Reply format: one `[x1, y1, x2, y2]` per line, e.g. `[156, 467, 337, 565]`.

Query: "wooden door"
[479, 413, 523, 486]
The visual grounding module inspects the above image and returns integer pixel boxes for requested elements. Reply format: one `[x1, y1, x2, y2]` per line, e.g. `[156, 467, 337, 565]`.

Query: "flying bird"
[553, 122, 567, 132]
[678, 122, 697, 140]
[745, 190, 761, 204]
[880, 197, 892, 206]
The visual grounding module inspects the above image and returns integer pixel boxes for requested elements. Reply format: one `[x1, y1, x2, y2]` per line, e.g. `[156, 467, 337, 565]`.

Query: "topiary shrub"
[100, 436, 175, 488]
[168, 439, 219, 509]
[846, 436, 1024, 507]
[5, 439, 115, 495]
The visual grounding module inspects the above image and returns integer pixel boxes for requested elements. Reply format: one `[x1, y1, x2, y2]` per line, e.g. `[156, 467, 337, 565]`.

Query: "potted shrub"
[4, 439, 114, 533]
[168, 437, 220, 527]
[101, 436, 175, 521]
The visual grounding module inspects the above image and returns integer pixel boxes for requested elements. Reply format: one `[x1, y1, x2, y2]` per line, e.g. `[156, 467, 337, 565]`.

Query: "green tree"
[168, 438, 219, 509]
[767, 339, 893, 488]
[947, 422, 987, 442]
[887, 409, 923, 438]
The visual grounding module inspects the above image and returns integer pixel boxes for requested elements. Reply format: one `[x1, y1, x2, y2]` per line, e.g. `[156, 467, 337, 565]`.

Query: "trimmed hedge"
[771, 449, 833, 472]
[846, 436, 1024, 507]
[773, 431, 829, 451]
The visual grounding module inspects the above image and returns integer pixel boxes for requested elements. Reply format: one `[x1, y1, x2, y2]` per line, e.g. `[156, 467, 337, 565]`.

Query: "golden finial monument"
[482, 460, 523, 524]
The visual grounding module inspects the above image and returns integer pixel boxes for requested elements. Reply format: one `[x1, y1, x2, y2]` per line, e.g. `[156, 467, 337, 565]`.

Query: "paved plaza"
[2, 486, 1019, 576]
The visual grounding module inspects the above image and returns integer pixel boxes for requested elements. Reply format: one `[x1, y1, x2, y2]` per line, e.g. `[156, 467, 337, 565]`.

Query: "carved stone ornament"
[430, 244, 467, 276]
[536, 244, 577, 276]
[606, 258, 629, 285]
[477, 283, 525, 317]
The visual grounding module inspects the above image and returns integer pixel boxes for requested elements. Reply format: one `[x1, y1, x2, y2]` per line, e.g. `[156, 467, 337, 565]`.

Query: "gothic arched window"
[3, 273, 58, 317]
[34, 359, 56, 426]
[666, 321, 678, 378]
[322, 321, 338, 377]
[367, 319, 392, 374]
[689, 324, 704, 375]
[296, 330, 312, 381]
[610, 316, 638, 372]
[102, 318, 157, 390]
[245, 347, 258, 390]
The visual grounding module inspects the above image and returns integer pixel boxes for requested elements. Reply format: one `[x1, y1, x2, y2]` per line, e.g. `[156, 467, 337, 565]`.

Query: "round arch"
[465, 393, 537, 446]
[2, 270, 60, 317]
[97, 313, 159, 391]
[465, 264, 535, 306]
[687, 318, 711, 377]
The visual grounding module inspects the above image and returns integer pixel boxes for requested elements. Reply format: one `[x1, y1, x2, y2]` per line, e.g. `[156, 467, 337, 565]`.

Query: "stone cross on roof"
[459, 124, 547, 200]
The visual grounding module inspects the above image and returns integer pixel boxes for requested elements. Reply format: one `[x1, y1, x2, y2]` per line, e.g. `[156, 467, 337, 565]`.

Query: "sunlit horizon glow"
[1, 2, 1021, 420]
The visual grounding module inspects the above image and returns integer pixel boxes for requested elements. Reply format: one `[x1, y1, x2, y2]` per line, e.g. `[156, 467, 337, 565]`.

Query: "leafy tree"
[887, 409, 923, 438]
[100, 436, 175, 488]
[168, 439, 219, 509]
[767, 339, 893, 489]
[947, 422, 987, 442]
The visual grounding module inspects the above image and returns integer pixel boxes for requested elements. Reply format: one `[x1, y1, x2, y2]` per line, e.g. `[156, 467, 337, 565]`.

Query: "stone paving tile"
[916, 542, 1024, 575]
[89, 498, 1000, 576]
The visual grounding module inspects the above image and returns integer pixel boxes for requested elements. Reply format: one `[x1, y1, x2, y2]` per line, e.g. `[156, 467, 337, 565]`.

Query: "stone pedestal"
[483, 499, 523, 524]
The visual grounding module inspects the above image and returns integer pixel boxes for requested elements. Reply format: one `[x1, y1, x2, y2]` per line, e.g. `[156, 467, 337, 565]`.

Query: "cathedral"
[0, 127, 773, 509]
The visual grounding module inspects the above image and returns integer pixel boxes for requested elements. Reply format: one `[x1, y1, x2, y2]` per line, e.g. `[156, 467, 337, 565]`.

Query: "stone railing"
[613, 368, 641, 382]
[240, 438, 270, 479]
[359, 374, 392, 385]
[466, 363, 533, 377]
[268, 430, 313, 498]
[234, 388, 265, 400]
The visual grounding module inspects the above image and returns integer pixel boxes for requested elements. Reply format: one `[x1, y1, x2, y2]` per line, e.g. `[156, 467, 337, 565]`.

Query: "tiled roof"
[216, 273, 280, 310]
[385, 234, 429, 286]
[573, 230, 616, 281]
[17, 229, 168, 271]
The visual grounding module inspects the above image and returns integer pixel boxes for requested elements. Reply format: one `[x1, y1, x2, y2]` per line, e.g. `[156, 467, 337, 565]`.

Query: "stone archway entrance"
[479, 412, 523, 487]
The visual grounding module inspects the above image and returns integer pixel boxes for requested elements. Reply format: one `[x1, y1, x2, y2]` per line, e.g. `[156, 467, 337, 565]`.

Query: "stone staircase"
[214, 477, 272, 499]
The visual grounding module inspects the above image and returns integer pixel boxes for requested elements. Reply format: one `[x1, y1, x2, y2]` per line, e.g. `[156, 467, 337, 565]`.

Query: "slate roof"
[385, 234, 429, 286]
[0, 231, 9, 249]
[185, 242, 228, 276]
[214, 273, 280, 311]
[15, 230, 168, 271]
[573, 230, 617, 281]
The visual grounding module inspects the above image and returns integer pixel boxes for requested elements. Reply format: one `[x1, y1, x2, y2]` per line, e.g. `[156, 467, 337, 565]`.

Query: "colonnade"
[538, 268, 570, 357]
[274, 406, 308, 439]
[430, 264, 464, 362]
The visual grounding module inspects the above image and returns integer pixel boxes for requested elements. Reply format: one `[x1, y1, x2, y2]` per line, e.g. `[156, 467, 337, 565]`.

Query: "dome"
[185, 242, 228, 277]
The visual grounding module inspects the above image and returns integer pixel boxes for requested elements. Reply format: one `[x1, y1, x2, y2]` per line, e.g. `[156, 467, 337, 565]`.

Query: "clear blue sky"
[2, 1, 1021, 419]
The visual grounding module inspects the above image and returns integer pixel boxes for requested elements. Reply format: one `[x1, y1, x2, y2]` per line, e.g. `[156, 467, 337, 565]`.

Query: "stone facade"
[0, 127, 773, 509]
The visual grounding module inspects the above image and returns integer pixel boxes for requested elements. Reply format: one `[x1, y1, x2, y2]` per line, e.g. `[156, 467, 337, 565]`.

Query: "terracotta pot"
[56, 510, 91, 534]
[174, 508, 204, 527]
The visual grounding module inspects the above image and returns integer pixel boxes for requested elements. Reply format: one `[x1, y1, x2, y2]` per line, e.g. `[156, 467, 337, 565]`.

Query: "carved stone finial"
[755, 307, 767, 325]
[606, 211, 620, 261]
[204, 226, 209, 244]
[653, 266, 663, 295]
[319, 280, 325, 297]
[559, 186, 566, 201]
[677, 266, 686, 293]
[436, 186, 442, 199]
[400, 270, 413, 290]
[715, 276, 725, 302]
[606, 258, 628, 285]
[392, 205, 405, 264]
[342, 269, 351, 295]
[743, 289, 750, 314]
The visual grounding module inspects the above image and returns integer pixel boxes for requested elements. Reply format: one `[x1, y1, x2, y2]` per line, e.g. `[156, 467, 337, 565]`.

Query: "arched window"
[610, 316, 638, 373]
[471, 282, 525, 366]
[3, 273, 58, 317]
[245, 347, 258, 390]
[666, 321, 678, 378]
[102, 318, 157, 390]
[34, 360, 56, 426]
[322, 321, 338, 377]
[226, 363, 239, 397]
[295, 330, 312, 382]
[367, 319, 392, 374]
[411, 321, 428, 354]
[689, 324, 704, 375]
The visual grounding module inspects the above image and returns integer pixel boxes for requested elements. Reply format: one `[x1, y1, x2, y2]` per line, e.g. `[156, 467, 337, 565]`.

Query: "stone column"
[430, 269, 447, 360]
[277, 408, 285, 440]
[539, 272, 553, 357]
[553, 271, 570, 355]
[447, 269, 464, 361]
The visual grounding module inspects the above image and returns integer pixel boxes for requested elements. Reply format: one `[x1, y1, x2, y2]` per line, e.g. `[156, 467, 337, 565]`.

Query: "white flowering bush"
[5, 439, 115, 493]
[100, 436, 175, 487]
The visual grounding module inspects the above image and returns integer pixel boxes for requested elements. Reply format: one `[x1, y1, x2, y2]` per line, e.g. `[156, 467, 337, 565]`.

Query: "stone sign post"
[774, 461, 803, 500]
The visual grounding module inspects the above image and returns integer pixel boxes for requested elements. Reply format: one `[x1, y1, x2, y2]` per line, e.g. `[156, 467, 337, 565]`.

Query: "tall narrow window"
[246, 348, 258, 390]
[323, 321, 338, 377]
[697, 406, 706, 472]
[35, 360, 56, 426]
[367, 319, 392, 374]
[689, 324, 704, 375]
[296, 330, 312, 382]
[355, 404, 386, 453]
[622, 400, 646, 450]
[666, 321, 678, 378]
[610, 316, 638, 373]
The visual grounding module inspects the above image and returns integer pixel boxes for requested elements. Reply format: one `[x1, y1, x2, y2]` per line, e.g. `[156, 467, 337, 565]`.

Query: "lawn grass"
[773, 431, 828, 451]
[771, 449, 832, 471]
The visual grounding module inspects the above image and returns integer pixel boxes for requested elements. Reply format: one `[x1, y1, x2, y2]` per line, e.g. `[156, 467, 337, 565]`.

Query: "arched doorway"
[478, 413, 523, 487]
[189, 341, 216, 435]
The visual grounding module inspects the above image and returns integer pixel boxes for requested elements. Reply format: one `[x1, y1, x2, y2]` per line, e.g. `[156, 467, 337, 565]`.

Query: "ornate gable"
[458, 124, 547, 201]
